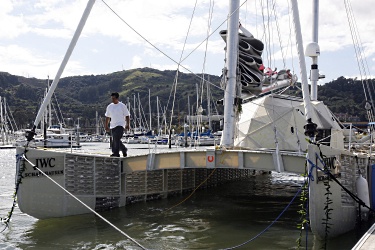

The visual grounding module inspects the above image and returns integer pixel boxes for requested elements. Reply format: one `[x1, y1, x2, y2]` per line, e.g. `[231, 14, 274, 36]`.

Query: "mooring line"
[220, 185, 303, 250]
[163, 168, 217, 213]
[21, 155, 149, 250]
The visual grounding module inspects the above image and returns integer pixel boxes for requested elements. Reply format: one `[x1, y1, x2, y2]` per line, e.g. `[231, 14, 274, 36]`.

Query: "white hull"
[307, 144, 370, 239]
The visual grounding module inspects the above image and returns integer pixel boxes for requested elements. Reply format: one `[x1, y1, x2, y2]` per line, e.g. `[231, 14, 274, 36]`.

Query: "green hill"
[0, 68, 222, 130]
[0, 69, 373, 131]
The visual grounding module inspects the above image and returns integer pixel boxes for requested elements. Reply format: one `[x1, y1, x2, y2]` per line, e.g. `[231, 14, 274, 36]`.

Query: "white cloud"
[130, 55, 143, 69]
[0, 0, 374, 83]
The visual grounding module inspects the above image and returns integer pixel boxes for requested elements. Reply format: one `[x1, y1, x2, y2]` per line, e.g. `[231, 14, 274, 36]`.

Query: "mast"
[137, 93, 141, 131]
[126, 97, 131, 134]
[207, 75, 211, 130]
[157, 96, 160, 136]
[308, 0, 321, 101]
[291, 0, 317, 139]
[27, 0, 96, 141]
[221, 0, 240, 147]
[4, 97, 8, 143]
[95, 111, 99, 135]
[187, 95, 191, 137]
[0, 96, 4, 145]
[133, 95, 136, 130]
[48, 76, 52, 127]
[149, 89, 151, 132]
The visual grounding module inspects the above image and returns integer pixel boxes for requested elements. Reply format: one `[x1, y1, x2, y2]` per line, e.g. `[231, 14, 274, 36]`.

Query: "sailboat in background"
[11, 0, 374, 241]
[0, 96, 18, 147]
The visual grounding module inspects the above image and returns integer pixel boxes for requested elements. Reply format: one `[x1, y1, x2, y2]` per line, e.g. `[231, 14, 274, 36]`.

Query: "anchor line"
[220, 184, 303, 250]
[21, 155, 149, 250]
[307, 154, 375, 214]
[163, 168, 217, 213]
[0, 149, 28, 233]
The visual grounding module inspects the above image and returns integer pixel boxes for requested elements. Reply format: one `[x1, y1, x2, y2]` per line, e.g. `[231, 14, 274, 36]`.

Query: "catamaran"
[11, 0, 374, 241]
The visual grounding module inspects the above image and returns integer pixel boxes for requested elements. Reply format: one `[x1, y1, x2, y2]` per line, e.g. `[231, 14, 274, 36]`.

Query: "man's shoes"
[122, 148, 128, 157]
[110, 154, 120, 157]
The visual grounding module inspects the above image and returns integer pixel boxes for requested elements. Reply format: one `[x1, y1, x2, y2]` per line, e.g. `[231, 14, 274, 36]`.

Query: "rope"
[0, 151, 28, 233]
[220, 184, 303, 250]
[167, 0, 198, 137]
[100, 0, 244, 95]
[163, 168, 217, 213]
[344, 0, 375, 124]
[307, 152, 375, 213]
[21, 155, 149, 250]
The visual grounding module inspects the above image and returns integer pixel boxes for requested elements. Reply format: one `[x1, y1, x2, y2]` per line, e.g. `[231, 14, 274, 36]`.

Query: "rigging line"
[271, 0, 286, 68]
[179, 0, 249, 64]
[100, 0, 223, 95]
[255, 0, 258, 38]
[266, 0, 273, 70]
[6, 102, 18, 132]
[346, 0, 371, 78]
[54, 93, 65, 125]
[260, 0, 267, 60]
[346, 1, 375, 110]
[220, 185, 303, 250]
[286, 0, 295, 73]
[200, 0, 215, 106]
[167, 0, 198, 132]
[344, 0, 375, 122]
[162, 168, 217, 213]
[344, 1, 368, 101]
[50, 100, 62, 125]
[22, 155, 149, 250]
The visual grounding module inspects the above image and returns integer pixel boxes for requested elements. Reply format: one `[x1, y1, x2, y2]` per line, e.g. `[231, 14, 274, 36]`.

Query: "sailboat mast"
[207, 75, 211, 130]
[310, 0, 320, 101]
[29, 0, 96, 136]
[0, 96, 4, 145]
[221, 0, 240, 147]
[291, 0, 317, 139]
[157, 96, 160, 136]
[96, 111, 99, 135]
[48, 76, 52, 127]
[149, 89, 151, 132]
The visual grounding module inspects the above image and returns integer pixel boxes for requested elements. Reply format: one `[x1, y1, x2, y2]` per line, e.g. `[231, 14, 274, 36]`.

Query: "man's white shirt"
[105, 102, 130, 129]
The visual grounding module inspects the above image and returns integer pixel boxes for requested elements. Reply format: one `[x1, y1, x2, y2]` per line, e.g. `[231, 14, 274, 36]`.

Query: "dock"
[352, 223, 375, 249]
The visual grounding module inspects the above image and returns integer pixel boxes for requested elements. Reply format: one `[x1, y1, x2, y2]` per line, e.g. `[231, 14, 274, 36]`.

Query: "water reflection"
[7, 167, 372, 250]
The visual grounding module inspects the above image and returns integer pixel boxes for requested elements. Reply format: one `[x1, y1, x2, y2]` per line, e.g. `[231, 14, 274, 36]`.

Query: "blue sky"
[1, 0, 374, 85]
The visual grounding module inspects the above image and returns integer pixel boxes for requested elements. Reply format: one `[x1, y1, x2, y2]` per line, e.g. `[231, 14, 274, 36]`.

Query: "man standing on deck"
[105, 92, 130, 157]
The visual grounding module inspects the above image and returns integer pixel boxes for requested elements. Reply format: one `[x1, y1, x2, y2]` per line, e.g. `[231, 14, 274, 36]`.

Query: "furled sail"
[220, 29, 264, 95]
[220, 25, 296, 97]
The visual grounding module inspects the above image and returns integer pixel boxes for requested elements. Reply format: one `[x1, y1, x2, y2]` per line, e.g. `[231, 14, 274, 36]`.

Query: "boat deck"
[352, 223, 375, 249]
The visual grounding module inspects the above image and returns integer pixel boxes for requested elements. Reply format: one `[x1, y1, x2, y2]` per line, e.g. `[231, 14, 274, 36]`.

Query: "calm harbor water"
[0, 143, 371, 249]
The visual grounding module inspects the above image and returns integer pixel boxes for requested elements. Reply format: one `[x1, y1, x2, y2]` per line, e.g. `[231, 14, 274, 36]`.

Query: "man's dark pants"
[111, 126, 127, 156]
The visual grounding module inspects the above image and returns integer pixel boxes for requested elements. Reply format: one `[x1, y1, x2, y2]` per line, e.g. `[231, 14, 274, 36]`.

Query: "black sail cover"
[220, 30, 264, 95]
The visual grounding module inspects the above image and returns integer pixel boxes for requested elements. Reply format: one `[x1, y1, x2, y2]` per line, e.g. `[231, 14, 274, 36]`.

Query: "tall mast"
[157, 96, 160, 136]
[133, 95, 136, 129]
[138, 93, 141, 130]
[221, 0, 240, 147]
[127, 96, 131, 132]
[0, 96, 4, 145]
[308, 0, 321, 101]
[48, 76, 52, 127]
[95, 111, 99, 135]
[207, 75, 211, 130]
[291, 0, 317, 139]
[29, 0, 96, 135]
[187, 95, 191, 133]
[149, 89, 151, 132]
